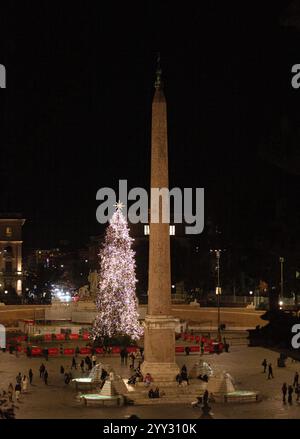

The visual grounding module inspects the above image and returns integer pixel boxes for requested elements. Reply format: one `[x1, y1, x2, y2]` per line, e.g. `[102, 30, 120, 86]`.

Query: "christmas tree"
[92, 202, 143, 341]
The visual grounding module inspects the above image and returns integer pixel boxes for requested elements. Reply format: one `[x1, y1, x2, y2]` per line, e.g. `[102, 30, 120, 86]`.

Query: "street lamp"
[210, 249, 223, 342]
[279, 257, 284, 303]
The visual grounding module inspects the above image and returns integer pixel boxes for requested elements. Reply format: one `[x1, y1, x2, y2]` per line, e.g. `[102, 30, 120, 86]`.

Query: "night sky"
[1, 1, 300, 254]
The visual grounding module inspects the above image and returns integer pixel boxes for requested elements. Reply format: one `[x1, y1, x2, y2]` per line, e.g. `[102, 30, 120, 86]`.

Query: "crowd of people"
[262, 357, 300, 405]
[281, 372, 300, 404]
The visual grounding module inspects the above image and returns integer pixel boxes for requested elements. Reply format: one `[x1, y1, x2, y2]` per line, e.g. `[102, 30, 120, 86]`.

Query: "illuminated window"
[5, 226, 12, 237]
[170, 225, 175, 235]
[144, 225, 150, 235]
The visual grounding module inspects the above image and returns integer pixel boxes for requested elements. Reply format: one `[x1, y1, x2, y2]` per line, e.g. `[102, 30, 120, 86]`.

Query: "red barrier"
[175, 346, 185, 353]
[31, 347, 42, 356]
[127, 346, 137, 353]
[64, 348, 74, 355]
[82, 333, 90, 340]
[69, 334, 79, 340]
[80, 347, 91, 355]
[189, 345, 200, 352]
[55, 334, 66, 341]
[44, 334, 52, 341]
[111, 347, 120, 354]
[48, 348, 59, 356]
[195, 336, 200, 343]
[95, 347, 104, 354]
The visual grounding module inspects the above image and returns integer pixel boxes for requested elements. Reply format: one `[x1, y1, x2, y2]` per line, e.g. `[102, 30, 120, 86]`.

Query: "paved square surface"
[1, 345, 300, 419]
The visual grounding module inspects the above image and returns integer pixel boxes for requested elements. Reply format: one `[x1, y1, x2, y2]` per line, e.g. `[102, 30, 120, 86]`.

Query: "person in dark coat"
[295, 383, 300, 402]
[282, 382, 287, 403]
[148, 388, 154, 398]
[44, 370, 48, 385]
[268, 363, 274, 379]
[120, 348, 125, 365]
[39, 364, 45, 378]
[200, 341, 205, 355]
[29, 369, 33, 385]
[288, 385, 293, 404]
[262, 359, 267, 373]
[293, 372, 299, 388]
[71, 357, 77, 369]
[203, 390, 209, 406]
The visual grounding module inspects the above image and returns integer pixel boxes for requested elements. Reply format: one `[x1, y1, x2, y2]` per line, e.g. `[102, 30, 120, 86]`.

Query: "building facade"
[0, 214, 25, 296]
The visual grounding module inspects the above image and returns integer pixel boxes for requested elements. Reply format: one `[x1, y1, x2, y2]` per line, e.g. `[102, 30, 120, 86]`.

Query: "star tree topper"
[114, 200, 125, 211]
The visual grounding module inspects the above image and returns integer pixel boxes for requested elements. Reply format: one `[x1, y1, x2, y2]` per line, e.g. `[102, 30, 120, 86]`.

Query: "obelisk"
[141, 57, 179, 382]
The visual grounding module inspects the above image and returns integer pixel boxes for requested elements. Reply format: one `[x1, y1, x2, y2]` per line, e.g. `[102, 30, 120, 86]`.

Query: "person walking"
[282, 383, 287, 403]
[84, 356, 91, 371]
[185, 346, 191, 356]
[60, 365, 65, 375]
[22, 375, 28, 393]
[120, 349, 125, 366]
[16, 372, 22, 385]
[92, 354, 97, 367]
[39, 363, 45, 378]
[288, 385, 293, 404]
[268, 363, 274, 379]
[134, 350, 141, 368]
[71, 357, 77, 370]
[295, 383, 300, 402]
[15, 383, 21, 402]
[262, 359, 267, 373]
[29, 369, 33, 385]
[293, 372, 299, 388]
[203, 389, 209, 406]
[44, 369, 48, 385]
[129, 352, 136, 369]
[80, 359, 85, 373]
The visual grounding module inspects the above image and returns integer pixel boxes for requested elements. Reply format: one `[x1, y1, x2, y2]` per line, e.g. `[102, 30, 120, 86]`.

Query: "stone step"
[126, 393, 203, 400]
[126, 396, 198, 405]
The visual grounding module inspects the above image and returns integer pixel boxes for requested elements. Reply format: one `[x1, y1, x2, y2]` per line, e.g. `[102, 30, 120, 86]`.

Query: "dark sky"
[0, 1, 300, 251]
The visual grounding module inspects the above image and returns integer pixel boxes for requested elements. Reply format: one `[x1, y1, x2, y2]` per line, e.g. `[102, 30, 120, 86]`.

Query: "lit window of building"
[170, 225, 175, 236]
[5, 226, 12, 237]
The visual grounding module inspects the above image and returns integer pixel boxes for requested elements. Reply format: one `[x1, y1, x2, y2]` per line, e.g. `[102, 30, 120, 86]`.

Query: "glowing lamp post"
[210, 249, 223, 341]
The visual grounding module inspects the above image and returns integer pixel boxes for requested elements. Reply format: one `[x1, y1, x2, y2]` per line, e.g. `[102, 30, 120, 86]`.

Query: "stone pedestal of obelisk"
[141, 63, 179, 382]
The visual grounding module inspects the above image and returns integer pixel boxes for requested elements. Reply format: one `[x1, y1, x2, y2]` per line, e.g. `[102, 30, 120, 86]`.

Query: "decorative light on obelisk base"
[141, 55, 180, 382]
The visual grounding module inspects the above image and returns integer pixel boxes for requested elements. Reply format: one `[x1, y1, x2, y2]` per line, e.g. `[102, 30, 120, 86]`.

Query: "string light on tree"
[92, 202, 143, 341]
